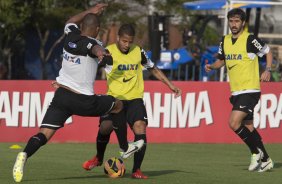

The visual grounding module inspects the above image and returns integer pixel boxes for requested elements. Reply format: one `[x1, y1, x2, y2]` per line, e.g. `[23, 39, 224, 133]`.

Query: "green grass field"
[1, 143, 281, 184]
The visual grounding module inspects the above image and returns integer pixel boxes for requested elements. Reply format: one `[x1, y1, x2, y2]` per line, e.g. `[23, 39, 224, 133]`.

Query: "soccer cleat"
[248, 149, 263, 171]
[13, 152, 27, 182]
[82, 156, 102, 171]
[120, 139, 144, 159]
[132, 169, 148, 179]
[258, 158, 274, 172]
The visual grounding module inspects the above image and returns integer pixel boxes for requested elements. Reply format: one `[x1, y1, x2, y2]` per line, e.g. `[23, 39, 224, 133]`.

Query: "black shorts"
[229, 92, 260, 120]
[41, 88, 116, 130]
[100, 98, 148, 128]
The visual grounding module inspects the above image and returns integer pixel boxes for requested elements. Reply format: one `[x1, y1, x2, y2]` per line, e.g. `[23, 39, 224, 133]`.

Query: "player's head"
[117, 24, 135, 53]
[81, 13, 100, 38]
[227, 8, 246, 35]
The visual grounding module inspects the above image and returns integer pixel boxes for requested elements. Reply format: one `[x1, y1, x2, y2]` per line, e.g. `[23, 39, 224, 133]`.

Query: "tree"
[0, 0, 31, 79]
[23, 0, 149, 79]
[24, 0, 88, 79]
[1, 0, 176, 79]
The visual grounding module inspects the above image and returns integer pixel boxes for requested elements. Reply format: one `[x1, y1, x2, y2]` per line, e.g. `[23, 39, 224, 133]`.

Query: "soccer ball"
[104, 157, 126, 178]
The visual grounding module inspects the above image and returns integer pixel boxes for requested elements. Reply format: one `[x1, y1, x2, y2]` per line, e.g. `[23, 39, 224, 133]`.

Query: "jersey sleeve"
[217, 36, 225, 60]
[247, 34, 270, 57]
[140, 48, 154, 69]
[99, 49, 113, 67]
[64, 29, 100, 58]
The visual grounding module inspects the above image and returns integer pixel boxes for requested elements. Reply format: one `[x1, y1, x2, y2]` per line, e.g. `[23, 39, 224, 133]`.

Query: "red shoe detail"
[82, 156, 102, 171]
[131, 169, 148, 179]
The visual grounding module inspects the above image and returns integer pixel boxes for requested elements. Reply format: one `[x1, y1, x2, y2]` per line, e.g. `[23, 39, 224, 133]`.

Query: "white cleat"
[120, 139, 144, 159]
[13, 152, 27, 182]
[258, 158, 274, 172]
[248, 149, 263, 171]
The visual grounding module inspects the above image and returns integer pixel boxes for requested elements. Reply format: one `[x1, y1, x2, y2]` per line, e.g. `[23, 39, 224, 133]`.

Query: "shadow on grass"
[145, 169, 193, 177]
[26, 169, 192, 181]
[273, 162, 282, 169]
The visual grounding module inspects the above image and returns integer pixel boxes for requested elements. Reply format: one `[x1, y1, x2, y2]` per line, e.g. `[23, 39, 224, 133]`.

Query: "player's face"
[117, 34, 134, 53]
[228, 16, 245, 35]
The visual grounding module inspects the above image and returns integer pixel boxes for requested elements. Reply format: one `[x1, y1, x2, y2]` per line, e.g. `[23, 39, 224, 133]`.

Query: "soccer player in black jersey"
[205, 8, 273, 172]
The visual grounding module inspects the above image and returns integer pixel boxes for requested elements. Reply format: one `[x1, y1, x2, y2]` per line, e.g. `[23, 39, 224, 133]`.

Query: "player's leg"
[13, 88, 71, 182]
[112, 107, 129, 152]
[229, 93, 263, 171]
[13, 128, 55, 183]
[131, 120, 148, 179]
[229, 111, 263, 171]
[111, 100, 143, 159]
[127, 99, 148, 179]
[244, 122, 274, 172]
[83, 119, 113, 170]
[230, 113, 259, 154]
[85, 96, 144, 159]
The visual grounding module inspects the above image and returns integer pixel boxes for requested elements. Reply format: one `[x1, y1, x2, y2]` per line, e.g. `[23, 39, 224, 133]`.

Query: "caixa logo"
[63, 50, 81, 64]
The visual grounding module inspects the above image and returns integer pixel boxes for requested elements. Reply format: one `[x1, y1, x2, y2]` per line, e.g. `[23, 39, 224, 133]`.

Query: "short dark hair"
[118, 24, 135, 37]
[227, 8, 246, 22]
[81, 13, 100, 30]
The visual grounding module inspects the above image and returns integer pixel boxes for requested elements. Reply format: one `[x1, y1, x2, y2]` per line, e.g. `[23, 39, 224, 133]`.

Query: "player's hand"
[89, 3, 108, 15]
[260, 70, 271, 82]
[171, 86, 182, 98]
[205, 64, 212, 72]
[51, 81, 60, 89]
[92, 45, 110, 62]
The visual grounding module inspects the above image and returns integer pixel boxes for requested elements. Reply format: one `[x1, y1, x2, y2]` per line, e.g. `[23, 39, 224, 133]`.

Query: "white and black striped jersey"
[56, 23, 103, 95]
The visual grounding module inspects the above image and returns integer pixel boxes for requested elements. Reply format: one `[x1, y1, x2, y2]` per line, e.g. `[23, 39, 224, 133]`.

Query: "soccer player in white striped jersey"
[12, 4, 143, 182]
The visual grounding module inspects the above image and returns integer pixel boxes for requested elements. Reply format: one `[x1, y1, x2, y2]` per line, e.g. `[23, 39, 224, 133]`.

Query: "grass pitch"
[1, 143, 281, 184]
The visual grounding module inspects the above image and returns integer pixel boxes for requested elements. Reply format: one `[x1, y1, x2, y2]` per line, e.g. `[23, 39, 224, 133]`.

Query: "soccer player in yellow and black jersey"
[205, 8, 273, 172]
[82, 24, 182, 179]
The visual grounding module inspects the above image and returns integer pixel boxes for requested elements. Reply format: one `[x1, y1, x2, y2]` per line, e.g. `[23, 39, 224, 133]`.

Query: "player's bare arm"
[92, 45, 111, 62]
[148, 66, 182, 98]
[66, 3, 108, 24]
[260, 51, 273, 82]
[205, 59, 225, 72]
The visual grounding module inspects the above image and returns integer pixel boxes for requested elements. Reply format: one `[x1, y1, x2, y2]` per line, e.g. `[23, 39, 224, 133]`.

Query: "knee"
[111, 100, 123, 113]
[39, 128, 56, 141]
[229, 119, 240, 131]
[133, 121, 146, 134]
[99, 120, 113, 135]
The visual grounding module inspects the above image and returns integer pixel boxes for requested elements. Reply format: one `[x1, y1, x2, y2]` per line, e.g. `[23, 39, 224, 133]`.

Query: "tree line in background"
[0, 0, 219, 80]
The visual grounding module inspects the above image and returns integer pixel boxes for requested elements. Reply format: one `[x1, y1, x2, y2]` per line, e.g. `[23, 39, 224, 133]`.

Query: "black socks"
[23, 133, 47, 158]
[96, 131, 111, 162]
[235, 125, 259, 154]
[132, 134, 147, 173]
[112, 110, 128, 151]
[252, 129, 269, 161]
